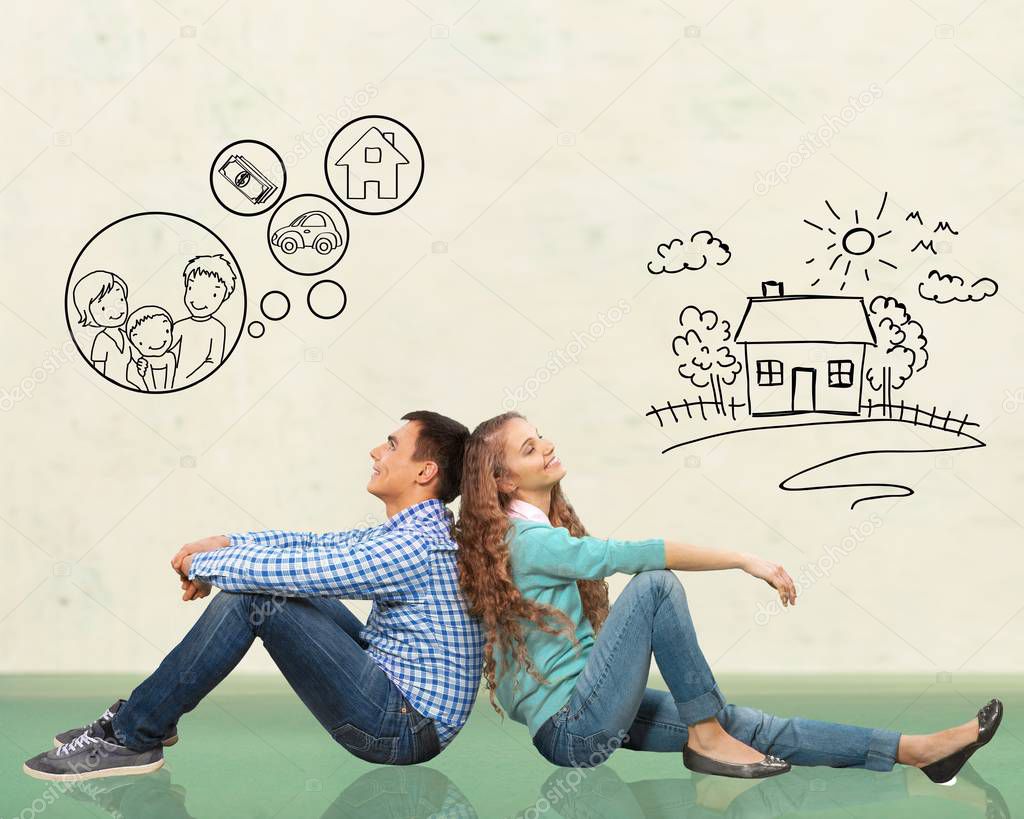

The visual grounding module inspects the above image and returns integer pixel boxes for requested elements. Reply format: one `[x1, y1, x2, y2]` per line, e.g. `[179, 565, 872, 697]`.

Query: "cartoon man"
[172, 254, 237, 386]
[127, 306, 177, 391]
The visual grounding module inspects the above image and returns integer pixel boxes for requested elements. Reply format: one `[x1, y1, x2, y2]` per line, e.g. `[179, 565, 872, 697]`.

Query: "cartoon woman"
[71, 270, 138, 388]
[126, 306, 178, 392]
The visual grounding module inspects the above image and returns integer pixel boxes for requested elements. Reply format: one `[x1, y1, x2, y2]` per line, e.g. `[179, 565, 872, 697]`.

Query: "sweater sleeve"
[512, 523, 665, 583]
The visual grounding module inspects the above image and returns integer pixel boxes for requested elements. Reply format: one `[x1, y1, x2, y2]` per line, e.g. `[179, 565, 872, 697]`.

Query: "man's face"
[367, 421, 430, 501]
[184, 274, 227, 319]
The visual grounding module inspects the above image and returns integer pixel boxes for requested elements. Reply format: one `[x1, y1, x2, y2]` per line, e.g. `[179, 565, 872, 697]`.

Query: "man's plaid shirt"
[188, 499, 483, 745]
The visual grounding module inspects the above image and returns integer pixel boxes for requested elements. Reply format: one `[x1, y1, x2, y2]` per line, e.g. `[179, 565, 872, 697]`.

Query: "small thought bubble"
[308, 280, 347, 320]
[260, 290, 291, 321]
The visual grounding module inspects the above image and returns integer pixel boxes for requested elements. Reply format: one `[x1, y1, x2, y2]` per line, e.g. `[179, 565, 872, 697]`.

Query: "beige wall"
[2, 1, 1022, 676]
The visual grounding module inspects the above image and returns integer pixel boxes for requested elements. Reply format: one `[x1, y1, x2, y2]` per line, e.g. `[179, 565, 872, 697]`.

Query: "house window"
[755, 359, 783, 387]
[828, 359, 854, 388]
[365, 146, 382, 163]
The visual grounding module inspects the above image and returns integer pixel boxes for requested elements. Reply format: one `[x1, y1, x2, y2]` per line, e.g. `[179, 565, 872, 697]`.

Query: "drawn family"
[71, 254, 238, 392]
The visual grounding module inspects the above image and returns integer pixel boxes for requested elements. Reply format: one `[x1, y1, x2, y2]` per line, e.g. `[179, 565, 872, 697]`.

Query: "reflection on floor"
[0, 674, 1017, 818]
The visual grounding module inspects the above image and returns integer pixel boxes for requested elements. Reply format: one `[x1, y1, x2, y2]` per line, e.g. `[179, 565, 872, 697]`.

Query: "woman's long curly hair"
[455, 412, 609, 715]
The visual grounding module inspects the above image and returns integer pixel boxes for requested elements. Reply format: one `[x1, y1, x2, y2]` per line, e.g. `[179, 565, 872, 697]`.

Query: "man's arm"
[224, 526, 377, 551]
[186, 528, 428, 599]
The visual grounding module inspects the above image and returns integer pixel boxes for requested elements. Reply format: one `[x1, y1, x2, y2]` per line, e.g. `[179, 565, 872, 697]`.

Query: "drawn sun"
[803, 191, 897, 291]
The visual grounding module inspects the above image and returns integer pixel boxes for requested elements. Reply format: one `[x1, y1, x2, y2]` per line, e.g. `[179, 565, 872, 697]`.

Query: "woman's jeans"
[532, 570, 901, 771]
[109, 591, 441, 765]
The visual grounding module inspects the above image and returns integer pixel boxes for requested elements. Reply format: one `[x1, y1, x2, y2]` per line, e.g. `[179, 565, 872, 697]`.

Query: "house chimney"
[760, 280, 784, 297]
[382, 132, 395, 146]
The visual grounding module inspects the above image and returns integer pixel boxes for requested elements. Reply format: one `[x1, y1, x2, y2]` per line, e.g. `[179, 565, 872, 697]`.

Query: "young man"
[23, 411, 484, 781]
[168, 254, 236, 387]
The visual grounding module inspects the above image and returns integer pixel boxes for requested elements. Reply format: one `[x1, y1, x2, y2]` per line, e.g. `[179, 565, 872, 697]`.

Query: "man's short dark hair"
[401, 410, 469, 504]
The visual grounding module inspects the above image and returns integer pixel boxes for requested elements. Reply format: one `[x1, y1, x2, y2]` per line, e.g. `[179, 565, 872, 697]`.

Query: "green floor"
[0, 674, 1018, 818]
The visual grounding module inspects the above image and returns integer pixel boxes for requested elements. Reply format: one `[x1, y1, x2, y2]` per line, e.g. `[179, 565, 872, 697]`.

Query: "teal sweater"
[494, 518, 666, 736]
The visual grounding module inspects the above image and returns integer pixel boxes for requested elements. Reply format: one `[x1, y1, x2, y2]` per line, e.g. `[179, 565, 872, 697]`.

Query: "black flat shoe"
[921, 698, 1003, 784]
[683, 745, 791, 779]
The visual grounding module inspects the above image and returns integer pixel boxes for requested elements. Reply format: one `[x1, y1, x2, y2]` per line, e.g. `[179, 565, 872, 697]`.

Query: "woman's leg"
[622, 688, 985, 777]
[541, 569, 742, 766]
[622, 688, 899, 770]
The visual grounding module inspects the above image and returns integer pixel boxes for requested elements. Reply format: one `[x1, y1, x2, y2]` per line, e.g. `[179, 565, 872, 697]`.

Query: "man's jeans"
[110, 591, 441, 765]
[532, 570, 901, 771]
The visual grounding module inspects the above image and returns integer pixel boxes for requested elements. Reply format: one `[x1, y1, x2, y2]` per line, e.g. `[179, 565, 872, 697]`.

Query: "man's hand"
[741, 554, 798, 607]
[171, 535, 229, 576]
[180, 575, 212, 602]
[171, 536, 227, 602]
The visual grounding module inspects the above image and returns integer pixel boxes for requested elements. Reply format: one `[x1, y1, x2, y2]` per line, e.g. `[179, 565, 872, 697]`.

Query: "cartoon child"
[173, 254, 237, 386]
[71, 270, 139, 388]
[127, 306, 177, 391]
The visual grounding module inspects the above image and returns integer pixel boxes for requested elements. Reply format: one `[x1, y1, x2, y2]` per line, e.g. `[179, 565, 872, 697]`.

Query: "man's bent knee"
[208, 590, 288, 629]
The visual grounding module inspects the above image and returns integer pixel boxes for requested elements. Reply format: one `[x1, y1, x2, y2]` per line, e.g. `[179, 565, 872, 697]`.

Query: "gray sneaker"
[53, 699, 179, 748]
[24, 727, 164, 782]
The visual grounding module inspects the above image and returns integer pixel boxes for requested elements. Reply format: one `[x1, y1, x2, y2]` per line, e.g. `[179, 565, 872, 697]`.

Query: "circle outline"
[247, 320, 266, 339]
[307, 280, 348, 320]
[209, 139, 287, 217]
[841, 226, 876, 256]
[324, 115, 425, 216]
[65, 211, 247, 395]
[267, 193, 350, 276]
[259, 290, 291, 322]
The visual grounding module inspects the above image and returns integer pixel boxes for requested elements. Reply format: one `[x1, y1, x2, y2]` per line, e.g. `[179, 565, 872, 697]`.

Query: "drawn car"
[271, 210, 342, 255]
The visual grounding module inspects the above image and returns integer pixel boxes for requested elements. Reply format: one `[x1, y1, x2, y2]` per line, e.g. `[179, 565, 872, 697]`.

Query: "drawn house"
[333, 127, 409, 200]
[734, 281, 877, 417]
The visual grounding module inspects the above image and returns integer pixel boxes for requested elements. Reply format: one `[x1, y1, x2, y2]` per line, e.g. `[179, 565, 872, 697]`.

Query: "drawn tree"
[864, 295, 928, 417]
[671, 305, 742, 415]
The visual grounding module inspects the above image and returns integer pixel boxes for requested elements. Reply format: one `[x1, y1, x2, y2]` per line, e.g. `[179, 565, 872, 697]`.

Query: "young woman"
[455, 412, 1002, 780]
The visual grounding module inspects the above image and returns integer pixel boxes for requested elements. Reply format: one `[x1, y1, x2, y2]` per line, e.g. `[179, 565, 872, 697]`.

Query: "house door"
[791, 367, 816, 412]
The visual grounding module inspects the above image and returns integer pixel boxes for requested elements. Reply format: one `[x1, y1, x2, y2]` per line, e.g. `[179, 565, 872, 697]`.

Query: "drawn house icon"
[333, 127, 410, 200]
[734, 281, 877, 417]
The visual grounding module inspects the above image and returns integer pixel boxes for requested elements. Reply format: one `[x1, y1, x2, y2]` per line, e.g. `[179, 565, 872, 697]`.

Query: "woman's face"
[91, 285, 127, 328]
[500, 416, 567, 495]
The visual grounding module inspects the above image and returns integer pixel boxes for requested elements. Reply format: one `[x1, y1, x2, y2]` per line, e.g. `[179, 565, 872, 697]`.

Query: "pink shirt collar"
[508, 499, 551, 525]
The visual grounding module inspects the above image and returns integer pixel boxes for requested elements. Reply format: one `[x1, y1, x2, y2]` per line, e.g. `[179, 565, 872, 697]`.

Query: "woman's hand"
[741, 553, 798, 607]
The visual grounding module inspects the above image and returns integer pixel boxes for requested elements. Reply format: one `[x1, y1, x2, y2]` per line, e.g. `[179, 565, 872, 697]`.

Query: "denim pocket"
[566, 728, 615, 768]
[331, 723, 399, 765]
[410, 716, 441, 763]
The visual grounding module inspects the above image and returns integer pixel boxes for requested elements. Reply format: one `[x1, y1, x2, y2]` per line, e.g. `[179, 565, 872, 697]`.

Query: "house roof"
[734, 295, 877, 345]
[336, 127, 410, 165]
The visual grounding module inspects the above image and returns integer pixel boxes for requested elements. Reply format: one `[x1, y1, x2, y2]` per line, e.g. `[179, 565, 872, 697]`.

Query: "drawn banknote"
[218, 154, 278, 204]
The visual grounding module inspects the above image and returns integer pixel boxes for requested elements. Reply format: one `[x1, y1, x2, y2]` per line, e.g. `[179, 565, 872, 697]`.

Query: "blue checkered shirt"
[188, 498, 484, 746]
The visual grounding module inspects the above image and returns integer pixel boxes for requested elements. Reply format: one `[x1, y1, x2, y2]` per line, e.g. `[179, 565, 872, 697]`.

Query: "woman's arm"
[665, 540, 798, 606]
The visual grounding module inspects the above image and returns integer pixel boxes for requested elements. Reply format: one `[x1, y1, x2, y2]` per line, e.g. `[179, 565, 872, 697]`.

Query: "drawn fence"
[646, 396, 746, 426]
[860, 399, 979, 435]
[646, 395, 979, 435]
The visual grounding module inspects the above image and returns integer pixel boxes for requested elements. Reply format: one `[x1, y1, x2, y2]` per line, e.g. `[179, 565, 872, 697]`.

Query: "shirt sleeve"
[224, 527, 377, 551]
[512, 523, 665, 583]
[187, 527, 428, 599]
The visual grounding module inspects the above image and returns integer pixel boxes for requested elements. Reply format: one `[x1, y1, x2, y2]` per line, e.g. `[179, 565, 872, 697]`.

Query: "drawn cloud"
[647, 230, 731, 274]
[918, 269, 998, 304]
